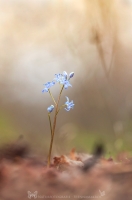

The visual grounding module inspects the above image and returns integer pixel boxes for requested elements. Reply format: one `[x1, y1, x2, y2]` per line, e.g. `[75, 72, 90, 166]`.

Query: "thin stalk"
[48, 113, 52, 137]
[47, 85, 64, 167]
[56, 104, 65, 115]
[48, 89, 57, 107]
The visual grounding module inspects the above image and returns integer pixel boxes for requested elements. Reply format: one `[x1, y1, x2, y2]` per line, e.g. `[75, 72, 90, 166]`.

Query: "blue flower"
[42, 81, 55, 93]
[47, 105, 54, 113]
[54, 71, 73, 89]
[65, 96, 75, 111]
[54, 73, 66, 84]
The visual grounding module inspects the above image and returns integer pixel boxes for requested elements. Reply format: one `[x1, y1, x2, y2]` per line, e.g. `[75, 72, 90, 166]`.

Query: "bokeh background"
[0, 0, 132, 157]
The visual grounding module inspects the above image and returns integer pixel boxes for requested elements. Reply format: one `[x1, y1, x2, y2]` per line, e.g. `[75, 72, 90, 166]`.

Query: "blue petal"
[69, 72, 74, 79]
[63, 71, 68, 80]
[65, 96, 69, 102]
[65, 108, 70, 111]
[42, 88, 48, 93]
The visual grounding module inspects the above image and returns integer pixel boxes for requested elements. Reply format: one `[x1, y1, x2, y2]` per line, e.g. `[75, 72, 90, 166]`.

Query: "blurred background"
[0, 0, 132, 157]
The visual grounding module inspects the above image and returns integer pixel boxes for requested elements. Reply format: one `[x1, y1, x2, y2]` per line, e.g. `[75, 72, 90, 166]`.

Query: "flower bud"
[47, 105, 54, 113]
[69, 72, 74, 79]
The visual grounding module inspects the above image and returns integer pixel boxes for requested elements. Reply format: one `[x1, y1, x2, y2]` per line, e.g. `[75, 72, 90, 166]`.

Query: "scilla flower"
[54, 73, 66, 83]
[54, 71, 74, 89]
[42, 81, 55, 93]
[65, 96, 75, 111]
[42, 71, 75, 167]
[47, 105, 54, 113]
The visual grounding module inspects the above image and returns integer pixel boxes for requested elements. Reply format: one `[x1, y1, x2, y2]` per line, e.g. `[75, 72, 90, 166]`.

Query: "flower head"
[42, 81, 55, 93]
[54, 71, 73, 89]
[65, 96, 75, 111]
[47, 105, 54, 113]
[54, 73, 66, 84]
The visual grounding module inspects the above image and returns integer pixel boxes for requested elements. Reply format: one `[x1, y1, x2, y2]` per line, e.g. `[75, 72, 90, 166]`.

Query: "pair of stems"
[47, 86, 64, 167]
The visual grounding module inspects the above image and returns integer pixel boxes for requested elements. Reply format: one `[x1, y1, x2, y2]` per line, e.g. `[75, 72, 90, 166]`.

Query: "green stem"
[47, 85, 64, 167]
[48, 89, 57, 107]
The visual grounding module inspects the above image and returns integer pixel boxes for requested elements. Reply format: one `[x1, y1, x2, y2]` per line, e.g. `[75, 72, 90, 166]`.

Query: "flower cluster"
[42, 71, 75, 167]
[42, 71, 75, 112]
[42, 71, 74, 93]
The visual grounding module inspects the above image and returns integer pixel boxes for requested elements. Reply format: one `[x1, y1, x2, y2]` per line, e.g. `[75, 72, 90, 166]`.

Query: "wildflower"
[54, 73, 66, 84]
[54, 72, 72, 89]
[42, 71, 75, 167]
[42, 81, 55, 93]
[65, 96, 75, 111]
[47, 105, 54, 113]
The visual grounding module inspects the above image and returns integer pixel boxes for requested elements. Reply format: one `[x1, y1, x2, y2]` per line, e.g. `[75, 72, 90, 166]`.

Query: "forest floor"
[0, 143, 132, 200]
